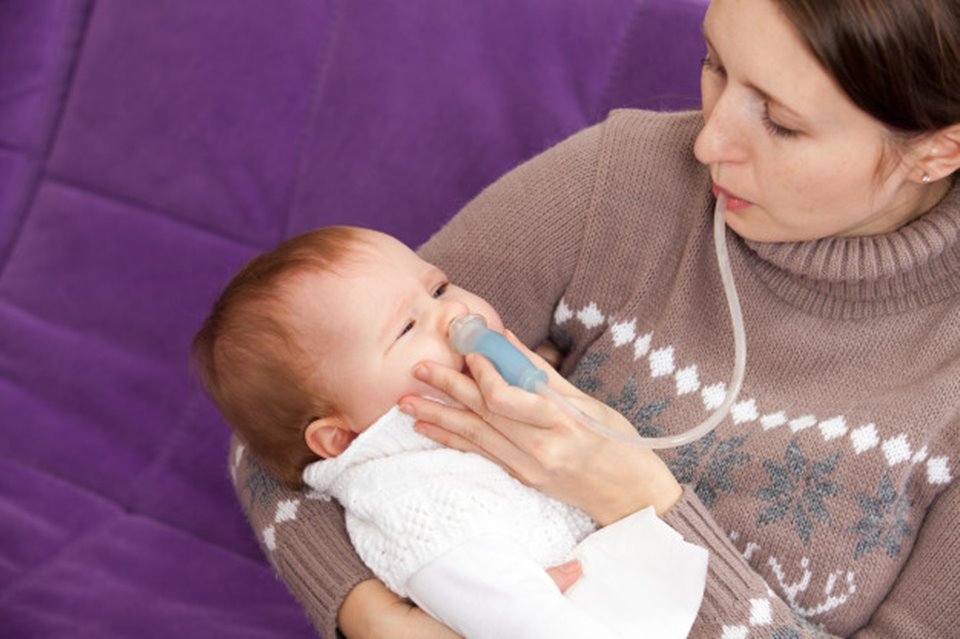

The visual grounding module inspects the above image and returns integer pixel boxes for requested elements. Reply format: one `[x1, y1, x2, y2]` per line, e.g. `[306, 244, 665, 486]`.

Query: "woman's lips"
[712, 184, 753, 212]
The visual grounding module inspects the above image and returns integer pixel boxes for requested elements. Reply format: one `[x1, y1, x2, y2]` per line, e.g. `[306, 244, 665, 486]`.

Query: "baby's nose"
[437, 299, 471, 334]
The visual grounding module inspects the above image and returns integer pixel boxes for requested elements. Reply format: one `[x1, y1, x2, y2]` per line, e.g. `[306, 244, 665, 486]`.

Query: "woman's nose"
[694, 92, 748, 166]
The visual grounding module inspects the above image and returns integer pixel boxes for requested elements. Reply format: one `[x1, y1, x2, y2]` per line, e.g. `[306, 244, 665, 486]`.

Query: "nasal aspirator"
[448, 194, 746, 449]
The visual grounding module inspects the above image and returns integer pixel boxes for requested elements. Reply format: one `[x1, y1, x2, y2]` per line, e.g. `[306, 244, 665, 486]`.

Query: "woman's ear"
[304, 416, 357, 458]
[917, 124, 960, 182]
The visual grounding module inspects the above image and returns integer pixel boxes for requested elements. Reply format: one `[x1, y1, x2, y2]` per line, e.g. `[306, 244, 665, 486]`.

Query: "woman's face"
[695, 0, 941, 242]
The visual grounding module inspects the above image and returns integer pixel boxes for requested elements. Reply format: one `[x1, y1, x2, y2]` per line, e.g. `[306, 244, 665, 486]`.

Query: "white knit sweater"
[302, 406, 597, 597]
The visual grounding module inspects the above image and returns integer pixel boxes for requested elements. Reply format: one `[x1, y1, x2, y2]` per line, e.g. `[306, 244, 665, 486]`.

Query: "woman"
[239, 0, 960, 636]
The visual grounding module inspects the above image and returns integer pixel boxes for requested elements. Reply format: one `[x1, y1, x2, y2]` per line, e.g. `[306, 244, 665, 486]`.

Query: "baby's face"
[289, 231, 503, 432]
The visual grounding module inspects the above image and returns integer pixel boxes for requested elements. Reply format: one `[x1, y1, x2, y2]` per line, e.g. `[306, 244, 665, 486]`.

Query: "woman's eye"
[761, 105, 800, 138]
[398, 321, 414, 339]
[433, 282, 449, 298]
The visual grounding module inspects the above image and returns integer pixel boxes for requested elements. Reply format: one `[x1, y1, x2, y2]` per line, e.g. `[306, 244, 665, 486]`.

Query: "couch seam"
[0, 0, 97, 280]
[42, 172, 265, 252]
[0, 487, 271, 609]
[279, 0, 348, 242]
[594, 0, 706, 119]
[119, 390, 206, 509]
[0, 140, 29, 154]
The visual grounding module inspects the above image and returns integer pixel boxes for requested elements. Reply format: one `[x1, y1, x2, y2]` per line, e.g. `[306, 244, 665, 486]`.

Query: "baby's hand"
[534, 338, 564, 370]
[547, 559, 582, 592]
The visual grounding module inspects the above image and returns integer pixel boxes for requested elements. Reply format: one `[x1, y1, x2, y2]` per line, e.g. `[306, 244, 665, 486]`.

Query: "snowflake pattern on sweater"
[550, 294, 955, 634]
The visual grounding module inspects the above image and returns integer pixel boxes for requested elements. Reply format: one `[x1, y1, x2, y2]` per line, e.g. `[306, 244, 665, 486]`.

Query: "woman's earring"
[922, 173, 933, 184]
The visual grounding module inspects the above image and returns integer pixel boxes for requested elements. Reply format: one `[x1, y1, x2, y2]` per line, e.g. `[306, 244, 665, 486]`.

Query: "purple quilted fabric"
[0, 0, 706, 636]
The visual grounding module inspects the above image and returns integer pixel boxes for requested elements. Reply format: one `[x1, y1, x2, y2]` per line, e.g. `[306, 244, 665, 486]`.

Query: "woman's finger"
[461, 352, 554, 429]
[401, 396, 499, 454]
[502, 330, 583, 395]
[408, 359, 551, 474]
[412, 361, 489, 418]
[498, 331, 639, 439]
[399, 394, 537, 481]
[463, 349, 609, 459]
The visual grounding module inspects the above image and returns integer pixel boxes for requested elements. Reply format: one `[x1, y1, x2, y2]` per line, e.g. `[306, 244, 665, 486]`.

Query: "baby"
[192, 226, 706, 639]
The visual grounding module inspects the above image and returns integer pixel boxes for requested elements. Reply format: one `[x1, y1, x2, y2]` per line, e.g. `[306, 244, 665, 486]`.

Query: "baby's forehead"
[277, 269, 355, 343]
[342, 232, 427, 273]
[351, 229, 416, 256]
[280, 231, 430, 308]
[299, 234, 397, 277]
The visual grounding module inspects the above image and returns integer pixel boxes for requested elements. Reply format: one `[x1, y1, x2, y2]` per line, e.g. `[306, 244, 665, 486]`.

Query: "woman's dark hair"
[775, 0, 960, 134]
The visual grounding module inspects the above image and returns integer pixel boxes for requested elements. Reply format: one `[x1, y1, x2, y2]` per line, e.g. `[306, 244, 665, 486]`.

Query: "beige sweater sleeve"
[231, 435, 373, 639]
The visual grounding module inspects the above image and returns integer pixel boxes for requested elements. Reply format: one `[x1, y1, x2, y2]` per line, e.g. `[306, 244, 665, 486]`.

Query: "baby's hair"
[191, 226, 370, 488]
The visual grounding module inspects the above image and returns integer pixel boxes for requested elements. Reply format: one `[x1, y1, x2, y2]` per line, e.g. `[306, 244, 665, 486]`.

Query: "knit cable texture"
[302, 407, 596, 596]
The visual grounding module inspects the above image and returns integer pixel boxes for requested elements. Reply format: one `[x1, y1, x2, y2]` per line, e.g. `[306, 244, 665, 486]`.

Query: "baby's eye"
[701, 54, 725, 77]
[433, 282, 449, 298]
[398, 321, 414, 339]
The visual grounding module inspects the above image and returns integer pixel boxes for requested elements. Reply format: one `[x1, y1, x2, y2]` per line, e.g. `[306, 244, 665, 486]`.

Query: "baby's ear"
[304, 416, 357, 458]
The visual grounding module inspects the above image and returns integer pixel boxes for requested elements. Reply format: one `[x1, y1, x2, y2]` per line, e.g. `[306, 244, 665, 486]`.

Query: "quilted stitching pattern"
[0, 0, 706, 636]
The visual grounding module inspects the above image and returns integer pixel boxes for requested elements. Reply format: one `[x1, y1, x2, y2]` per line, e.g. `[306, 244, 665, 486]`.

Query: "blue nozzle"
[449, 315, 548, 392]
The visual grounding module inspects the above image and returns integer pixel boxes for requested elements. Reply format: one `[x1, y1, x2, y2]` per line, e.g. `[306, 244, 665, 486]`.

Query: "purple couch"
[0, 1, 707, 636]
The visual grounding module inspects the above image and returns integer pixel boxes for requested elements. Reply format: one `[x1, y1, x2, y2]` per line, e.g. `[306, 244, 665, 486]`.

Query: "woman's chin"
[726, 214, 782, 243]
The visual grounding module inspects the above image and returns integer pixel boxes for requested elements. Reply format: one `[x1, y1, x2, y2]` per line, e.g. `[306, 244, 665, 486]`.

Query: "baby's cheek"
[476, 303, 505, 333]
[418, 338, 462, 369]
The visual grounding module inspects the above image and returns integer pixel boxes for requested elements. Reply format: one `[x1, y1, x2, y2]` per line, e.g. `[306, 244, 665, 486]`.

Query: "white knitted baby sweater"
[302, 406, 596, 597]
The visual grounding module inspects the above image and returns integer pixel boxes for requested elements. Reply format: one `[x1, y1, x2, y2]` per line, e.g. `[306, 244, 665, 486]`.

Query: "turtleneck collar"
[740, 180, 960, 318]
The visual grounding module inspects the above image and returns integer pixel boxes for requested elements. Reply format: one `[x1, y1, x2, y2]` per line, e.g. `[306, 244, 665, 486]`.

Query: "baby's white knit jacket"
[303, 407, 596, 596]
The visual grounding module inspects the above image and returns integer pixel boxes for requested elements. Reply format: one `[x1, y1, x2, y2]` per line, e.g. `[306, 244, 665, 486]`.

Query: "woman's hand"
[339, 562, 583, 638]
[400, 333, 682, 526]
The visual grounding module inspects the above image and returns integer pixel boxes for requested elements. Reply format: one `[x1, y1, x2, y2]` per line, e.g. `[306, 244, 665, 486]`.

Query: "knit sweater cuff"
[661, 485, 767, 617]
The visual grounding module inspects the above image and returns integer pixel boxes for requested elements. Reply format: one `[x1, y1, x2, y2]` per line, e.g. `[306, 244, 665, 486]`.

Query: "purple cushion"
[0, 0, 707, 635]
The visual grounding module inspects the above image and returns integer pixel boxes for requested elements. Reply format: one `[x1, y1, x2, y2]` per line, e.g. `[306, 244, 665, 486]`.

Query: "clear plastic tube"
[449, 194, 746, 449]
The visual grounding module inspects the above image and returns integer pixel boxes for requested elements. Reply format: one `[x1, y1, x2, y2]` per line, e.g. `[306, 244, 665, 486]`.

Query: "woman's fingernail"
[413, 364, 428, 380]
[398, 403, 414, 415]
